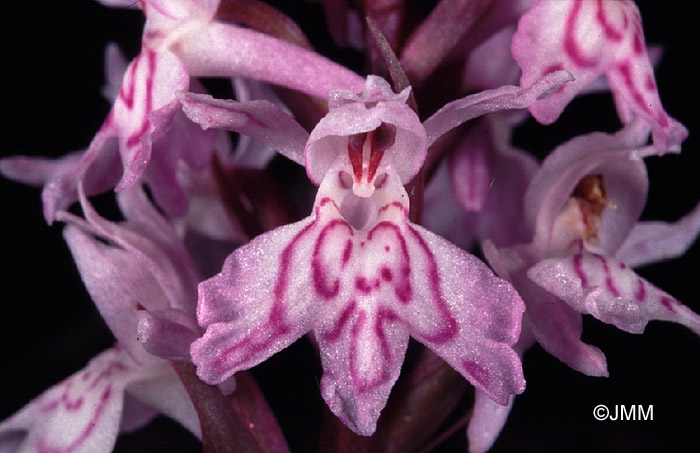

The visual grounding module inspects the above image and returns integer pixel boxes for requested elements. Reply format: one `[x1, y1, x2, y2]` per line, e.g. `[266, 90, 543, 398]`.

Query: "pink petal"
[402, 224, 526, 405]
[528, 252, 700, 335]
[122, 364, 201, 438]
[461, 25, 521, 92]
[482, 242, 609, 376]
[176, 22, 365, 99]
[423, 70, 574, 144]
[423, 160, 476, 250]
[423, 114, 538, 250]
[449, 124, 493, 212]
[59, 185, 200, 359]
[136, 309, 200, 362]
[616, 201, 700, 268]
[467, 391, 514, 453]
[178, 91, 308, 165]
[191, 217, 320, 384]
[110, 49, 190, 191]
[316, 309, 411, 436]
[229, 78, 286, 169]
[305, 76, 427, 185]
[63, 224, 171, 360]
[0, 348, 147, 453]
[512, 0, 687, 152]
[193, 155, 527, 434]
[119, 395, 159, 433]
[515, 273, 608, 376]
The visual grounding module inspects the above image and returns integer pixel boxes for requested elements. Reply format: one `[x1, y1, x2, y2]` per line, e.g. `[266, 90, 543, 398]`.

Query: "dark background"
[1, 1, 699, 452]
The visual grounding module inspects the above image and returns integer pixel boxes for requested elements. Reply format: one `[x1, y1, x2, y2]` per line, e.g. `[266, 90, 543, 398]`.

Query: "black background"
[1, 1, 699, 452]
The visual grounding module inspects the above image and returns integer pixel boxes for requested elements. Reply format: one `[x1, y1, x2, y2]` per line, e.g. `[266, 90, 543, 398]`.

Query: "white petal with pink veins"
[0, 349, 150, 453]
[528, 252, 700, 335]
[512, 0, 687, 152]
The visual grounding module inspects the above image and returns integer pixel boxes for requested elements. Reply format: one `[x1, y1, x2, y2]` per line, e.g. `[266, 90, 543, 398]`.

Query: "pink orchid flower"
[466, 120, 700, 452]
[0, 183, 213, 452]
[3, 0, 365, 224]
[178, 71, 573, 435]
[512, 0, 687, 152]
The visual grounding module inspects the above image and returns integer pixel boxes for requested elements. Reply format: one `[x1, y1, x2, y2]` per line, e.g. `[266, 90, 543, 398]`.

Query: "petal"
[423, 70, 573, 144]
[316, 308, 410, 436]
[524, 123, 649, 255]
[111, 48, 190, 191]
[136, 309, 200, 362]
[401, 224, 526, 405]
[63, 224, 170, 360]
[191, 217, 321, 384]
[0, 138, 122, 224]
[516, 273, 608, 376]
[512, 0, 687, 152]
[461, 25, 521, 92]
[59, 185, 200, 357]
[178, 91, 308, 165]
[124, 365, 201, 438]
[528, 252, 700, 335]
[0, 348, 148, 453]
[176, 22, 365, 99]
[449, 123, 493, 213]
[229, 78, 286, 169]
[447, 115, 538, 248]
[119, 395, 159, 433]
[423, 159, 476, 250]
[83, 185, 199, 315]
[305, 76, 427, 185]
[616, 201, 700, 268]
[467, 391, 514, 453]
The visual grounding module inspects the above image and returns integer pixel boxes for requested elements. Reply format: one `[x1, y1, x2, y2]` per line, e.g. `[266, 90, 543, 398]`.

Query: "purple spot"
[543, 63, 565, 76]
[377, 201, 407, 215]
[635, 279, 645, 302]
[385, 245, 390, 252]
[381, 266, 393, 282]
[645, 74, 656, 91]
[633, 29, 644, 55]
[355, 276, 373, 294]
[660, 297, 676, 314]
[462, 360, 491, 388]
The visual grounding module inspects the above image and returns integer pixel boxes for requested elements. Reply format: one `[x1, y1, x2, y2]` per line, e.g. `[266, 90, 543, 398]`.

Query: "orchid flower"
[512, 0, 687, 152]
[178, 71, 574, 435]
[0, 184, 206, 452]
[2, 0, 365, 224]
[465, 120, 700, 452]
